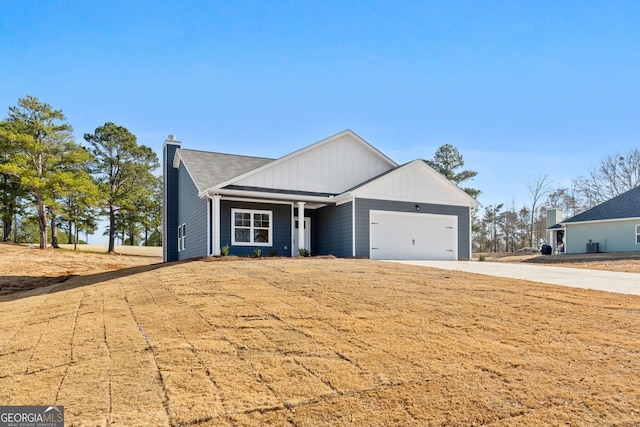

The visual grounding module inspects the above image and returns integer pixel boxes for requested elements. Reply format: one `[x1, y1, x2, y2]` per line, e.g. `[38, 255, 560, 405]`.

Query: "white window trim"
[232, 208, 273, 246]
[636, 224, 640, 244]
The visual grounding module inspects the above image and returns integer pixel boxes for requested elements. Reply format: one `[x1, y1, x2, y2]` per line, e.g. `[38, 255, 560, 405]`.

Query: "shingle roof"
[564, 185, 640, 223]
[176, 149, 274, 193]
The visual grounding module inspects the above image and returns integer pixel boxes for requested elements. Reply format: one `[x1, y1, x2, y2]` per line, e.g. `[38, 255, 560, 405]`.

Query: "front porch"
[546, 224, 565, 255]
[206, 196, 353, 258]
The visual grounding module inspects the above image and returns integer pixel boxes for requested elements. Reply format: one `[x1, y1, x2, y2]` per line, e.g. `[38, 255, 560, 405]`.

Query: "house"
[546, 185, 640, 254]
[162, 130, 480, 262]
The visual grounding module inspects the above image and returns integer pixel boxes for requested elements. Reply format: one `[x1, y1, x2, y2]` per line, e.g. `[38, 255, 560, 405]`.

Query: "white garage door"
[370, 210, 457, 260]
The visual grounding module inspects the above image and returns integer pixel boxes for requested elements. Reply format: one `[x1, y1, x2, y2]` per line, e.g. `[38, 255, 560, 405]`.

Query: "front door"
[293, 217, 311, 255]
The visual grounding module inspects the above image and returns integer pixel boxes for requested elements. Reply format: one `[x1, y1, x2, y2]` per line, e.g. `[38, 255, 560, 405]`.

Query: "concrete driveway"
[390, 260, 640, 296]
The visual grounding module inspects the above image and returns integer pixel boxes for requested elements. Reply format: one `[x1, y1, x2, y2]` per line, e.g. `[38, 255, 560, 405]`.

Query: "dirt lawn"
[1, 244, 639, 426]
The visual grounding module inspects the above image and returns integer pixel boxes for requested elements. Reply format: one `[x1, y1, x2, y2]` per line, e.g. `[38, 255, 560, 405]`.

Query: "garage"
[369, 210, 458, 260]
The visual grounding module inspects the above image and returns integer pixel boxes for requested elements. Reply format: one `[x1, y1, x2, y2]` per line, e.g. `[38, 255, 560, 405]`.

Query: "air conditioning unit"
[586, 242, 599, 253]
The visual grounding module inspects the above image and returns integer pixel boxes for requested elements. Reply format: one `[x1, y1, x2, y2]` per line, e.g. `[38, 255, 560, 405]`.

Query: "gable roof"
[208, 129, 398, 195]
[564, 185, 640, 223]
[174, 149, 274, 193]
[345, 159, 480, 207]
[174, 131, 480, 208]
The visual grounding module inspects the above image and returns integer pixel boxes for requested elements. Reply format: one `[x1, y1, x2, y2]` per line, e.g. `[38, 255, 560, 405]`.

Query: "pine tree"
[0, 96, 89, 248]
[426, 144, 480, 199]
[0, 121, 24, 241]
[84, 122, 159, 253]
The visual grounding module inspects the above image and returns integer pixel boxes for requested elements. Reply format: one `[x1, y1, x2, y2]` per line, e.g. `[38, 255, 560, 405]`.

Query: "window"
[636, 225, 640, 244]
[232, 209, 272, 246]
[177, 223, 186, 251]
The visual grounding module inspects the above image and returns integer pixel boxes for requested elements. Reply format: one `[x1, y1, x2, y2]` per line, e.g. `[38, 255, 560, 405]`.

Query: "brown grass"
[1, 243, 639, 426]
[0, 243, 161, 296]
[478, 251, 640, 273]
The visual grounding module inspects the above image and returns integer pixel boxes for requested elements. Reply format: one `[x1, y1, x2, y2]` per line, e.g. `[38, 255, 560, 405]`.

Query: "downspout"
[291, 204, 295, 257]
[469, 206, 473, 261]
[209, 199, 213, 255]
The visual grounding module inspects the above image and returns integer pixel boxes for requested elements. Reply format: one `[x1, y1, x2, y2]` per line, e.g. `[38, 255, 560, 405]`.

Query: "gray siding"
[163, 142, 180, 262]
[220, 200, 292, 257]
[177, 165, 208, 260]
[315, 202, 353, 257]
[354, 198, 472, 260]
[565, 220, 640, 253]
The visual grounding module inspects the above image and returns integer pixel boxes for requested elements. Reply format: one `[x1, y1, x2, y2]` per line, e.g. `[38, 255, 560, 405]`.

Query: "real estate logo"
[0, 406, 64, 427]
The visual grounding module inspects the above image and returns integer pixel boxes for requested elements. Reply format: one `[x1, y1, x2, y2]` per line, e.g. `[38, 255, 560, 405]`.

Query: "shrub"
[298, 248, 310, 257]
[269, 249, 279, 257]
[221, 245, 229, 257]
[253, 248, 262, 258]
[479, 254, 486, 262]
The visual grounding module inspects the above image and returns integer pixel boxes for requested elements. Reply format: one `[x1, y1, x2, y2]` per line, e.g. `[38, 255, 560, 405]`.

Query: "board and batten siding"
[314, 202, 353, 257]
[354, 198, 472, 260]
[350, 160, 478, 209]
[219, 200, 292, 257]
[232, 134, 392, 194]
[565, 219, 640, 253]
[177, 164, 208, 260]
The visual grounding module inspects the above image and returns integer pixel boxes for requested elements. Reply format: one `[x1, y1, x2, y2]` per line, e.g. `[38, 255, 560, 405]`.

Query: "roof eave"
[200, 187, 338, 204]
[562, 216, 640, 225]
[349, 159, 480, 208]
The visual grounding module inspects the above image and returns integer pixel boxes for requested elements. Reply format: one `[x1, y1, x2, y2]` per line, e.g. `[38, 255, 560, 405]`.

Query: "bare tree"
[527, 175, 552, 247]
[545, 187, 580, 219]
[573, 148, 640, 209]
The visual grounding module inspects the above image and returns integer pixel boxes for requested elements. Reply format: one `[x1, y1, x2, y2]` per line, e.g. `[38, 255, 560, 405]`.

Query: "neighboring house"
[162, 130, 480, 262]
[546, 185, 640, 254]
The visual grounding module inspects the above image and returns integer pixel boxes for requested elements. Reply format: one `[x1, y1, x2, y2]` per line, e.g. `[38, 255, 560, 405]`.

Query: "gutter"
[200, 188, 338, 204]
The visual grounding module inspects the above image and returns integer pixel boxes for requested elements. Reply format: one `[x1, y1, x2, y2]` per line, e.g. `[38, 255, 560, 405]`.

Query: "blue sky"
[2, 1, 640, 242]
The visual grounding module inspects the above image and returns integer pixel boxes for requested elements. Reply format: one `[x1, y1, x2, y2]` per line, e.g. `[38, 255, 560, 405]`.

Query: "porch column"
[212, 194, 221, 256]
[297, 201, 305, 254]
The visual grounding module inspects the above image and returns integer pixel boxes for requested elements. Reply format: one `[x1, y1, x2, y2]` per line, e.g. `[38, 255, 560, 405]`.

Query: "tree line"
[0, 95, 161, 252]
[425, 143, 640, 253]
[473, 151, 640, 253]
[3, 94, 635, 255]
